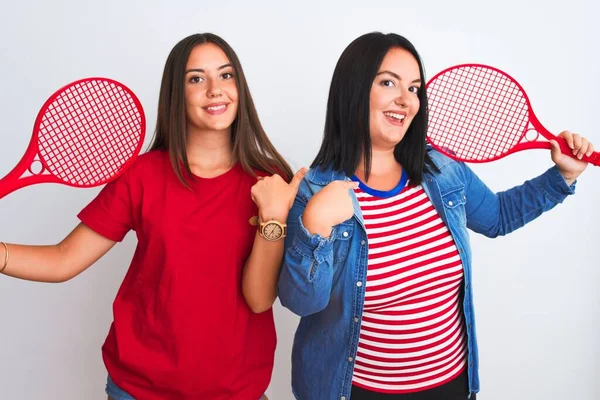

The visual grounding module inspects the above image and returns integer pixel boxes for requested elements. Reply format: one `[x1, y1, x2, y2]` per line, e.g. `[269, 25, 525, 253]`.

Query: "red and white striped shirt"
[352, 182, 467, 394]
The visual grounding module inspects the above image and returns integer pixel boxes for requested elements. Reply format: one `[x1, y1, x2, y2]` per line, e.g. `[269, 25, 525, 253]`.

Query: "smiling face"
[368, 47, 422, 150]
[184, 43, 239, 135]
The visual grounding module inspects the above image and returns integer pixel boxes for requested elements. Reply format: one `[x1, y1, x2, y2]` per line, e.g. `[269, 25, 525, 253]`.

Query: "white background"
[0, 0, 598, 399]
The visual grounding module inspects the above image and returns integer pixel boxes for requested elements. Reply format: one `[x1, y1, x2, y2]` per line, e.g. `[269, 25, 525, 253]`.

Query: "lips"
[203, 103, 229, 115]
[383, 111, 407, 126]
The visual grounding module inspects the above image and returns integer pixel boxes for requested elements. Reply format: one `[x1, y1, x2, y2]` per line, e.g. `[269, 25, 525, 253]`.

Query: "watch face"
[263, 222, 283, 240]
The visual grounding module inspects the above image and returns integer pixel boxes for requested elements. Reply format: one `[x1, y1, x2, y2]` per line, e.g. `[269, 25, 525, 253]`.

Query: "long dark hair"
[312, 32, 437, 184]
[148, 33, 292, 185]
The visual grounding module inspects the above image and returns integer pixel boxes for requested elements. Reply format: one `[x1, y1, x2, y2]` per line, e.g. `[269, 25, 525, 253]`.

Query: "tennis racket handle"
[556, 137, 600, 166]
[0, 173, 61, 200]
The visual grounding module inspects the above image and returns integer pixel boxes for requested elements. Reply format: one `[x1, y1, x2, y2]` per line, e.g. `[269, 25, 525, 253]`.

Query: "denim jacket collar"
[305, 165, 347, 186]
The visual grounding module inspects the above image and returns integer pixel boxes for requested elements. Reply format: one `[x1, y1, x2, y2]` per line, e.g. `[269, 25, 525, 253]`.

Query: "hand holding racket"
[426, 64, 599, 166]
[0, 78, 145, 200]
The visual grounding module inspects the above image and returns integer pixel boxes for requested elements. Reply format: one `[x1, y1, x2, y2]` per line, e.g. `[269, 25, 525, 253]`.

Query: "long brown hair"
[148, 33, 293, 185]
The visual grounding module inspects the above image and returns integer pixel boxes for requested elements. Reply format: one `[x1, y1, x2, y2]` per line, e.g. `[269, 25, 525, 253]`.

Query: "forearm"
[277, 214, 336, 317]
[466, 165, 575, 237]
[0, 223, 116, 283]
[242, 232, 285, 313]
[0, 242, 70, 283]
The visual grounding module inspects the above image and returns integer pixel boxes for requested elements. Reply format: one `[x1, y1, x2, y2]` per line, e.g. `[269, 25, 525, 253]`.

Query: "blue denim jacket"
[278, 149, 575, 400]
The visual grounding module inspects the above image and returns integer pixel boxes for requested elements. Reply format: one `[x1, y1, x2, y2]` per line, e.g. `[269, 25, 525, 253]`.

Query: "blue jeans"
[106, 375, 267, 399]
[106, 375, 134, 400]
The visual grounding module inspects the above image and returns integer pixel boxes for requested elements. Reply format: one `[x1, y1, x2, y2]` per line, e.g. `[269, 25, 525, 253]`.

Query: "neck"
[186, 126, 234, 175]
[356, 147, 400, 179]
[355, 147, 402, 191]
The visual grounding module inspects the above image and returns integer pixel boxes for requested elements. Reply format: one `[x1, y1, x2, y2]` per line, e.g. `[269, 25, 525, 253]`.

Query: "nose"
[394, 86, 412, 108]
[207, 81, 223, 98]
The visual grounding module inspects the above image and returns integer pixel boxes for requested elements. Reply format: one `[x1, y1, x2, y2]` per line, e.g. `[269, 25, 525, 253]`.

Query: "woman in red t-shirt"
[0, 33, 303, 400]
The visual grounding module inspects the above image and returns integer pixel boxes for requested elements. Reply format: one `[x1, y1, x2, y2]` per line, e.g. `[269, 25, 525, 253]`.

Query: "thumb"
[288, 167, 308, 191]
[550, 140, 561, 160]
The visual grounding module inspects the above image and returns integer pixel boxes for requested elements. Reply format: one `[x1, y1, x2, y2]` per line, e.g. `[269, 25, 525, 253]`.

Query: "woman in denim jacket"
[278, 32, 594, 400]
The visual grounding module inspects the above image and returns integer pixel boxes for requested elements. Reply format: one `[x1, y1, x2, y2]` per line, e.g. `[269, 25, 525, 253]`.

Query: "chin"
[209, 123, 235, 132]
[205, 117, 236, 131]
[382, 133, 407, 146]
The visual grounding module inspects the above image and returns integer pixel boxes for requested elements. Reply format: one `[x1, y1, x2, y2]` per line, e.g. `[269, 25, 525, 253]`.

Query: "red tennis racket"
[426, 64, 599, 166]
[0, 78, 145, 199]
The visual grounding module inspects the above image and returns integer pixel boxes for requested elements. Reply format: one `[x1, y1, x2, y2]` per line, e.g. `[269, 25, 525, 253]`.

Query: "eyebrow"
[376, 70, 421, 84]
[185, 63, 233, 74]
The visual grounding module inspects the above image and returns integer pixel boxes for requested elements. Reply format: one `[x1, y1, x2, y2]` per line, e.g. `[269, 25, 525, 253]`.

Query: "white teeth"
[384, 112, 405, 121]
[207, 105, 226, 111]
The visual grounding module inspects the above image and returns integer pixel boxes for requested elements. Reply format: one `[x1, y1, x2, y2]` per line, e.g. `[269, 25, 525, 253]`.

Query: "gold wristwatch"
[249, 216, 287, 241]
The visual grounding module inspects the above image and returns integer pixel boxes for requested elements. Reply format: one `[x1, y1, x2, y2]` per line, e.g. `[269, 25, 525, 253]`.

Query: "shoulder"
[118, 149, 169, 181]
[425, 146, 472, 186]
[295, 164, 346, 200]
[100, 149, 170, 196]
[426, 146, 459, 171]
[130, 149, 169, 172]
[305, 164, 345, 186]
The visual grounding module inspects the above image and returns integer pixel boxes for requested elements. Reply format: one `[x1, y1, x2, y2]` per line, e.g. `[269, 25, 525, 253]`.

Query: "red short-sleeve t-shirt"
[78, 150, 275, 400]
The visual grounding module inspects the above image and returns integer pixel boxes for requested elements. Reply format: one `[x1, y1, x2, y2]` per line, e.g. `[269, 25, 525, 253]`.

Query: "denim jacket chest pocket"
[332, 221, 354, 264]
[441, 186, 467, 226]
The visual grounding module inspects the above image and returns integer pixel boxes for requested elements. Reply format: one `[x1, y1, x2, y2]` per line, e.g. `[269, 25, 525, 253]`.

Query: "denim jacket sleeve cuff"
[535, 165, 576, 203]
[292, 215, 335, 264]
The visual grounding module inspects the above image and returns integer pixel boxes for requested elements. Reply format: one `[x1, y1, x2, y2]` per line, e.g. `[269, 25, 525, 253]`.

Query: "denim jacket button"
[361, 240, 366, 245]
[354, 317, 359, 323]
[343, 231, 349, 237]
[341, 397, 346, 400]
[448, 200, 454, 206]
[348, 356, 353, 362]
[356, 281, 363, 287]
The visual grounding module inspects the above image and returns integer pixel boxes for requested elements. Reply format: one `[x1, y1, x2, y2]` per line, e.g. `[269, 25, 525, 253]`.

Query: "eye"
[409, 85, 421, 94]
[380, 79, 396, 88]
[222, 72, 234, 80]
[189, 76, 204, 84]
